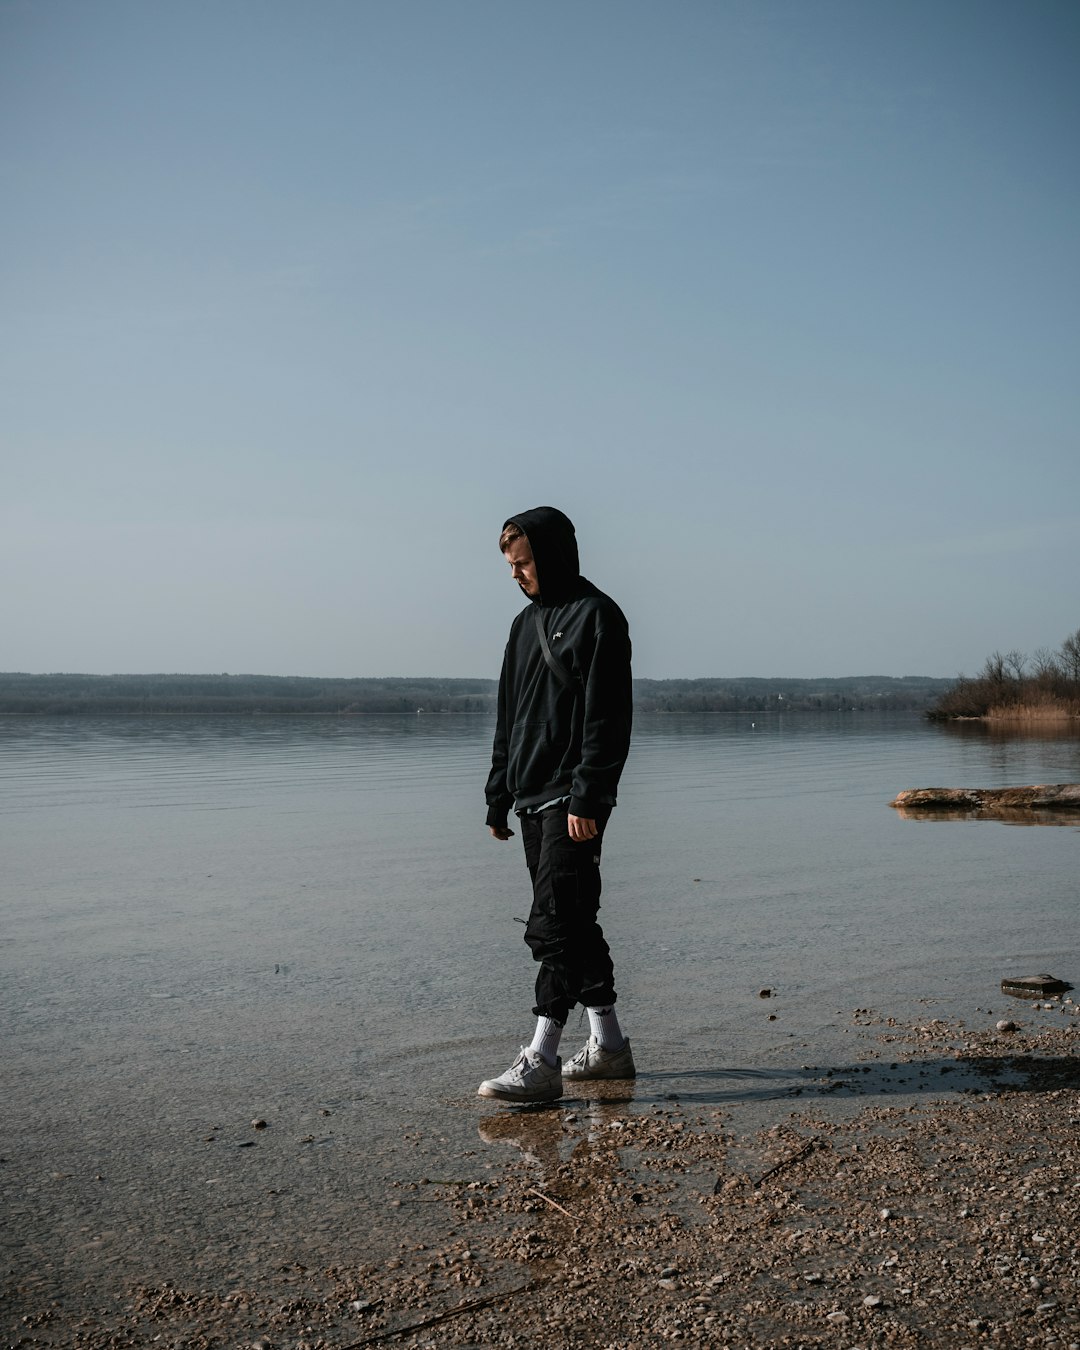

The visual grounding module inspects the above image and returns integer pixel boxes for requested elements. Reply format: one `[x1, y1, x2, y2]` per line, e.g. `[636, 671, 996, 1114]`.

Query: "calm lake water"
[2, 712, 1078, 1304]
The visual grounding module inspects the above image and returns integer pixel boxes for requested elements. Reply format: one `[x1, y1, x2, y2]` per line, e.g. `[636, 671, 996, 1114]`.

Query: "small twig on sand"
[526, 1186, 577, 1219]
[753, 1139, 819, 1188]
[715, 1139, 821, 1195]
[344, 1280, 543, 1347]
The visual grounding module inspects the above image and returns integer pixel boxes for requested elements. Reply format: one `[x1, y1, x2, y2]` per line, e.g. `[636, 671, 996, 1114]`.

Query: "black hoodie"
[485, 507, 632, 827]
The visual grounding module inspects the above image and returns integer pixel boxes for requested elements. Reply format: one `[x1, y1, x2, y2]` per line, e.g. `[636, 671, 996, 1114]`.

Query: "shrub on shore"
[929, 627, 1080, 721]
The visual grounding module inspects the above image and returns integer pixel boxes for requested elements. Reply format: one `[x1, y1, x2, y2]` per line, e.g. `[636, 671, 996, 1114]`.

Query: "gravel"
[5, 1014, 1078, 1348]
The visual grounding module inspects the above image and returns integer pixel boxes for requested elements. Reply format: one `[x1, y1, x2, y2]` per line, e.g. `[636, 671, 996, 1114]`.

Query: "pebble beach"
[5, 1007, 1078, 1349]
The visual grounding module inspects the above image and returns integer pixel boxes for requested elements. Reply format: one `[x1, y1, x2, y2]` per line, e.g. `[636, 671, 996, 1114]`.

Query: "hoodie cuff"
[569, 796, 598, 820]
[486, 803, 510, 830]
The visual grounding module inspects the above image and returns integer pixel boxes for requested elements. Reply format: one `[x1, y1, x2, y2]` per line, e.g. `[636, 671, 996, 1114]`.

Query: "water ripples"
[0, 717, 494, 812]
[3, 712, 1077, 815]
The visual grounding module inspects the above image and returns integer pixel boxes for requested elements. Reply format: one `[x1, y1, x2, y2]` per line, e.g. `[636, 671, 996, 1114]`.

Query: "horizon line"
[1, 669, 957, 683]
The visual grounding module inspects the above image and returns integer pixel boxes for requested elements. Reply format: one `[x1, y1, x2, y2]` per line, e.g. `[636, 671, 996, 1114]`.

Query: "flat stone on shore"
[891, 782, 1080, 812]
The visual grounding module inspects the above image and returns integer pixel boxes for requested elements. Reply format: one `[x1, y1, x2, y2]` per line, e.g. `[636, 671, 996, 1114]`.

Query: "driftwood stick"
[526, 1185, 577, 1220]
[754, 1139, 818, 1188]
[344, 1280, 541, 1347]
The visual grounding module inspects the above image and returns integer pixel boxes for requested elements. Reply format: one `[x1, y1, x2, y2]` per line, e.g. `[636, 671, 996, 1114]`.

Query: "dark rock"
[1001, 975, 1071, 999]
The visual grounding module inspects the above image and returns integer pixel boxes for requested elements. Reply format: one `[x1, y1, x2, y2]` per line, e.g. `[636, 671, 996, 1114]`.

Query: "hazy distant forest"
[7, 638, 1074, 719]
[0, 672, 955, 717]
[928, 627, 1080, 721]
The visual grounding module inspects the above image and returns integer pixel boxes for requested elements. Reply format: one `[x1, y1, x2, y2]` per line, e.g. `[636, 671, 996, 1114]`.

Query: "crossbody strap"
[533, 608, 583, 694]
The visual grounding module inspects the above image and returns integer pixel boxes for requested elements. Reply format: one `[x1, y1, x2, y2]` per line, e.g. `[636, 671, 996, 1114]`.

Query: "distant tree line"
[0, 671, 956, 717]
[0, 673, 496, 717]
[632, 675, 952, 713]
[928, 627, 1080, 720]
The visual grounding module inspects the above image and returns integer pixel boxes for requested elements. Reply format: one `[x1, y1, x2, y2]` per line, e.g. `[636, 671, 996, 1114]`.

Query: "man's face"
[504, 536, 539, 598]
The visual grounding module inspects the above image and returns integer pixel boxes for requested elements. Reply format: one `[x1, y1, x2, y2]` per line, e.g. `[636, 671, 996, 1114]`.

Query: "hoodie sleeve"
[484, 648, 514, 828]
[569, 608, 633, 818]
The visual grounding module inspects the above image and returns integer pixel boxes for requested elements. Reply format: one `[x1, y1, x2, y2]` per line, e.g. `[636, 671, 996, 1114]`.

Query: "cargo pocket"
[553, 864, 600, 922]
[551, 868, 581, 908]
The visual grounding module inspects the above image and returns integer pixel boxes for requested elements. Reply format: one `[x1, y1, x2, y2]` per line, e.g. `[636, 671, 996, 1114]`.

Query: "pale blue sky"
[2, 0, 1077, 679]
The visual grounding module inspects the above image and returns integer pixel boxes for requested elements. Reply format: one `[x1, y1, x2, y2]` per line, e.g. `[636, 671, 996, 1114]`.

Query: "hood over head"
[504, 506, 580, 604]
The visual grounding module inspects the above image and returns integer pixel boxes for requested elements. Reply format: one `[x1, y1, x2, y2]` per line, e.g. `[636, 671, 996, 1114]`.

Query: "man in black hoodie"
[478, 507, 635, 1103]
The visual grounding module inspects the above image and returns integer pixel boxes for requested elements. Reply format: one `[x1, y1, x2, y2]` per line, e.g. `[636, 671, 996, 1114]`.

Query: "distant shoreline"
[0, 671, 955, 717]
[926, 633, 1080, 721]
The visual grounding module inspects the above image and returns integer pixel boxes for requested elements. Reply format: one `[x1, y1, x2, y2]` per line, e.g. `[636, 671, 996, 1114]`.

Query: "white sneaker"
[563, 1036, 636, 1080]
[477, 1048, 563, 1103]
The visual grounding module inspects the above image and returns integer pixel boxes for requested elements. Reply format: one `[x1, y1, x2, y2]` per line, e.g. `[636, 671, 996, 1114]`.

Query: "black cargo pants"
[520, 802, 617, 1024]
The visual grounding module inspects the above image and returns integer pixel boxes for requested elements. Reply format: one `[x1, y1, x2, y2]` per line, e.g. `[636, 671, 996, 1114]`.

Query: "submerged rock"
[891, 783, 1080, 824]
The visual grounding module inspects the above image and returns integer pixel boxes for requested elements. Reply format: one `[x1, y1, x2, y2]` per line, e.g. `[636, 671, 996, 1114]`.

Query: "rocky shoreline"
[890, 783, 1080, 825]
[6, 1013, 1078, 1349]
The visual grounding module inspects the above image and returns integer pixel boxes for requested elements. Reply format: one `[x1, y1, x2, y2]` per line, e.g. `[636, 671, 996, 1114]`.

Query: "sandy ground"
[5, 1012, 1078, 1349]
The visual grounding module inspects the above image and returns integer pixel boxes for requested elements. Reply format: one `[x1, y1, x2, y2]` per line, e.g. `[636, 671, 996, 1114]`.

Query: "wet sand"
[5, 1008, 1078, 1349]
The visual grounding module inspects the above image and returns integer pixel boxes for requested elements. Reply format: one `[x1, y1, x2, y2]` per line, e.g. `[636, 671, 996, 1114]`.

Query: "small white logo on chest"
[553, 632, 563, 640]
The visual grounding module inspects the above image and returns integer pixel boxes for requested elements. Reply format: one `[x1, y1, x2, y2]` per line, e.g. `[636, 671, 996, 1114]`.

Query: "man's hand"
[568, 814, 598, 842]
[489, 825, 515, 841]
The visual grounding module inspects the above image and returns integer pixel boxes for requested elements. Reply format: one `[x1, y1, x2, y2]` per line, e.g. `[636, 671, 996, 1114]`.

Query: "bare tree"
[1030, 646, 1060, 679]
[930, 627, 1080, 719]
[1003, 649, 1026, 680]
[1059, 627, 1080, 683]
[979, 651, 1008, 686]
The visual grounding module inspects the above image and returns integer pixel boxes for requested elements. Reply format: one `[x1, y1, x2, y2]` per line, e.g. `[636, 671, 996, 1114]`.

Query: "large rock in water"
[890, 783, 1080, 823]
[891, 784, 1080, 809]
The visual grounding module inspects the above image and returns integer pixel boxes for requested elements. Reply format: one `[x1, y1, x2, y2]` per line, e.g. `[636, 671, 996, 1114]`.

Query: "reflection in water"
[480, 1105, 580, 1173]
[936, 718, 1080, 742]
[478, 1095, 635, 1177]
[893, 805, 1080, 826]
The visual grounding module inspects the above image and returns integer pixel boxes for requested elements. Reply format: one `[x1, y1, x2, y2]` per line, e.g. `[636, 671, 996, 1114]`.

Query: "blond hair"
[499, 521, 525, 553]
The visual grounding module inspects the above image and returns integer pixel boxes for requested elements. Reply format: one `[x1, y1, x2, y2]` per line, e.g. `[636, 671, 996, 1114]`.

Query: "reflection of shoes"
[563, 1037, 636, 1080]
[478, 1048, 563, 1102]
[477, 1111, 562, 1167]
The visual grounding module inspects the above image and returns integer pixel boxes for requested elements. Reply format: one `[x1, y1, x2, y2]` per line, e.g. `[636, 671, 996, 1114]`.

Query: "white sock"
[587, 1005, 625, 1051]
[528, 1016, 564, 1067]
